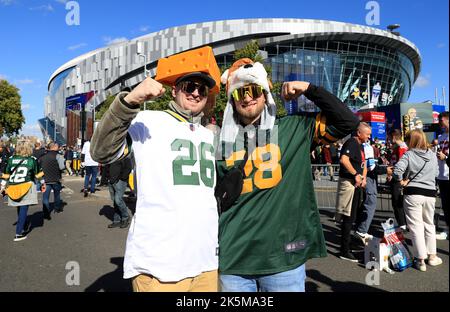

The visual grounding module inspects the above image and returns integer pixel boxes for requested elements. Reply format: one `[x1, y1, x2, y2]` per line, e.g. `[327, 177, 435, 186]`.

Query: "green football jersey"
[4, 155, 43, 185]
[217, 115, 327, 275]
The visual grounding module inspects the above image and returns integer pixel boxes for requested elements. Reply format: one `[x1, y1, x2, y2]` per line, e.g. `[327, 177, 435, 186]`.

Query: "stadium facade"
[42, 18, 421, 146]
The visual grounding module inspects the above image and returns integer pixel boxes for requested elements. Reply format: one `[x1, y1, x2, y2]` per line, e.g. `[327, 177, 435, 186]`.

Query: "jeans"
[438, 180, 449, 227]
[43, 183, 62, 212]
[108, 179, 129, 223]
[357, 176, 377, 234]
[219, 264, 306, 292]
[16, 205, 29, 235]
[84, 166, 98, 193]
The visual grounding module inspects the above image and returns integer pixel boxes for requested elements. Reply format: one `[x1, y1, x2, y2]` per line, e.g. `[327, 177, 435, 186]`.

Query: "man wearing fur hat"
[217, 58, 359, 292]
[91, 47, 220, 292]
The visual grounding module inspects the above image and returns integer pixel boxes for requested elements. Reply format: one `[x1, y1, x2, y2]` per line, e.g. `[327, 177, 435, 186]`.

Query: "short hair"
[358, 122, 371, 131]
[390, 129, 403, 141]
[48, 142, 59, 150]
[15, 140, 33, 157]
[405, 130, 428, 150]
[439, 111, 449, 119]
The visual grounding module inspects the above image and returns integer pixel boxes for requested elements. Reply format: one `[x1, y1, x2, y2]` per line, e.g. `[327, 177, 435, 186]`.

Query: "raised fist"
[281, 81, 310, 101]
[124, 77, 166, 107]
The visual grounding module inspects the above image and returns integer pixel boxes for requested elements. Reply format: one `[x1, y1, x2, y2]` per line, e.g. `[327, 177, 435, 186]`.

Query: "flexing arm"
[91, 77, 166, 164]
[282, 82, 359, 144]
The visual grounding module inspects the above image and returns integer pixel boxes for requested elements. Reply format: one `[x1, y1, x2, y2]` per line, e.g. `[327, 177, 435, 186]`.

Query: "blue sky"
[0, 0, 448, 138]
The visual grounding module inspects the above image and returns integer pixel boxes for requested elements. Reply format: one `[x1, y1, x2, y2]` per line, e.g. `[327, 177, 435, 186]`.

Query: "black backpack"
[214, 150, 248, 215]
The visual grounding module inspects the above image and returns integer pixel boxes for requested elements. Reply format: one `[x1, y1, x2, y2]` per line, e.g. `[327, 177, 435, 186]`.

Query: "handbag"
[215, 150, 249, 215]
[399, 158, 429, 195]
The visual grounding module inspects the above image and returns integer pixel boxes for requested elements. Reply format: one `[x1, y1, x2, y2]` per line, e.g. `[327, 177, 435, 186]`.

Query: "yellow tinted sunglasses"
[232, 85, 264, 101]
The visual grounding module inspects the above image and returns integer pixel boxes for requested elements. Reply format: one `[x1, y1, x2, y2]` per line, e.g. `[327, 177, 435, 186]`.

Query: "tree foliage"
[0, 79, 25, 137]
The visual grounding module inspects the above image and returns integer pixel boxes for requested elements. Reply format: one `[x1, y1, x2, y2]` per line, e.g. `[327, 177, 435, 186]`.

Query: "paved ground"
[0, 175, 448, 292]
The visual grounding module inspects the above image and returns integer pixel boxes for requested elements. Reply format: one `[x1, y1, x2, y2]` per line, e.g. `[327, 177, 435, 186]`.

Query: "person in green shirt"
[1, 140, 46, 241]
[217, 58, 359, 292]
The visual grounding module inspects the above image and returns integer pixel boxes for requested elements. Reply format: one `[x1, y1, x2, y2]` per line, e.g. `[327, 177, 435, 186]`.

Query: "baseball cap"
[175, 72, 216, 89]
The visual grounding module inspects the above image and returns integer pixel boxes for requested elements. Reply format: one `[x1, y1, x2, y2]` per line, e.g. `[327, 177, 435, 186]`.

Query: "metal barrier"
[312, 164, 393, 212]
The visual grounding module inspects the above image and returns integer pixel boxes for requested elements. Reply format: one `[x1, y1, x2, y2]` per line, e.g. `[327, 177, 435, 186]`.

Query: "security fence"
[312, 165, 444, 228]
[312, 164, 394, 212]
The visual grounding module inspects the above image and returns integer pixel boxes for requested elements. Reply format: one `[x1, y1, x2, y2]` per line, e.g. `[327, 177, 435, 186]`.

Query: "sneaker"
[414, 260, 426, 272]
[107, 222, 121, 229]
[14, 234, 27, 242]
[120, 219, 130, 228]
[339, 252, 359, 263]
[436, 231, 448, 240]
[427, 256, 443, 266]
[355, 231, 373, 245]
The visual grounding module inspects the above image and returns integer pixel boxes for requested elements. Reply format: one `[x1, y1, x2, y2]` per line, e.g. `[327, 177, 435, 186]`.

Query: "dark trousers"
[340, 187, 365, 253]
[108, 179, 129, 223]
[391, 181, 407, 227]
[438, 180, 449, 227]
[16, 206, 29, 235]
[43, 182, 62, 212]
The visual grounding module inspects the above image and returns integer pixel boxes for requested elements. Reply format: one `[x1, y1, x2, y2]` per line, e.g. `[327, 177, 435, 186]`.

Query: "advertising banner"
[400, 102, 433, 133]
[65, 91, 95, 113]
[370, 121, 386, 142]
[370, 82, 382, 106]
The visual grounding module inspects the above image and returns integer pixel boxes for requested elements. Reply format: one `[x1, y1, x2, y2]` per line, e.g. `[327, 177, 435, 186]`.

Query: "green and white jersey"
[3, 155, 43, 185]
[217, 115, 328, 275]
[123, 110, 218, 282]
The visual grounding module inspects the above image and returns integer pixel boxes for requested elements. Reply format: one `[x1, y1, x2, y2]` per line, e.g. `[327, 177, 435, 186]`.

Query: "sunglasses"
[178, 81, 209, 97]
[232, 85, 264, 101]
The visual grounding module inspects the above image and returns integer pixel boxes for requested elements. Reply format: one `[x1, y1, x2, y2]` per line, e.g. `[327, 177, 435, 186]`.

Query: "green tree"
[0, 79, 25, 137]
[95, 94, 116, 121]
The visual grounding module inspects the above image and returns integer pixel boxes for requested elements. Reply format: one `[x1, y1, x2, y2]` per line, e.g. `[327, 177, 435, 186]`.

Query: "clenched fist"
[124, 77, 166, 107]
[281, 81, 310, 101]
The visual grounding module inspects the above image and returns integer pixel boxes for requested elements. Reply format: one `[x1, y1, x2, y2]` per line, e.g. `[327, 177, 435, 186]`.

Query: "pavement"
[0, 175, 448, 292]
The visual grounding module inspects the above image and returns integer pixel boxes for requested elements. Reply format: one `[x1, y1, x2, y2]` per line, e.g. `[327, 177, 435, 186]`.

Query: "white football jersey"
[123, 110, 218, 282]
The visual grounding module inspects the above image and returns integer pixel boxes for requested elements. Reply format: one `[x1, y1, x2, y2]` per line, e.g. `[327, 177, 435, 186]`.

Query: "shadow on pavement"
[99, 205, 115, 222]
[85, 257, 132, 292]
[306, 269, 386, 292]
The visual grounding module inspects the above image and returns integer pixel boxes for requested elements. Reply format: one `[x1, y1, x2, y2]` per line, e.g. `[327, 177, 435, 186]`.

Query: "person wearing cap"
[90, 50, 219, 292]
[217, 58, 359, 292]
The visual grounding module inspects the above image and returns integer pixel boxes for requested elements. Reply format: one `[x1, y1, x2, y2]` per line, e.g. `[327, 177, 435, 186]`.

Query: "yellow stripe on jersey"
[164, 110, 188, 123]
[314, 112, 339, 145]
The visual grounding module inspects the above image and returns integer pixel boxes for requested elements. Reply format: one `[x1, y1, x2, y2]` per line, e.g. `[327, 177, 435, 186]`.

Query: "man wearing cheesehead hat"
[217, 58, 359, 292]
[91, 46, 221, 292]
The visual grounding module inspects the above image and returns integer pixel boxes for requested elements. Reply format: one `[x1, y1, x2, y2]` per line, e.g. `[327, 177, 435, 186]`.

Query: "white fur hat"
[219, 58, 276, 143]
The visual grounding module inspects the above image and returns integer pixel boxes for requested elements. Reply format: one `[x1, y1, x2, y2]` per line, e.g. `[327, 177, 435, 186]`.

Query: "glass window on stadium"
[264, 40, 415, 112]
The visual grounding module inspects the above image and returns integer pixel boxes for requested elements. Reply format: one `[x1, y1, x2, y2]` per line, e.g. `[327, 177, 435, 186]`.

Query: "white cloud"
[22, 104, 32, 110]
[68, 43, 87, 51]
[437, 43, 446, 48]
[103, 36, 128, 46]
[0, 0, 14, 5]
[19, 123, 43, 139]
[15, 79, 34, 85]
[415, 74, 431, 88]
[139, 26, 150, 32]
[29, 4, 54, 12]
